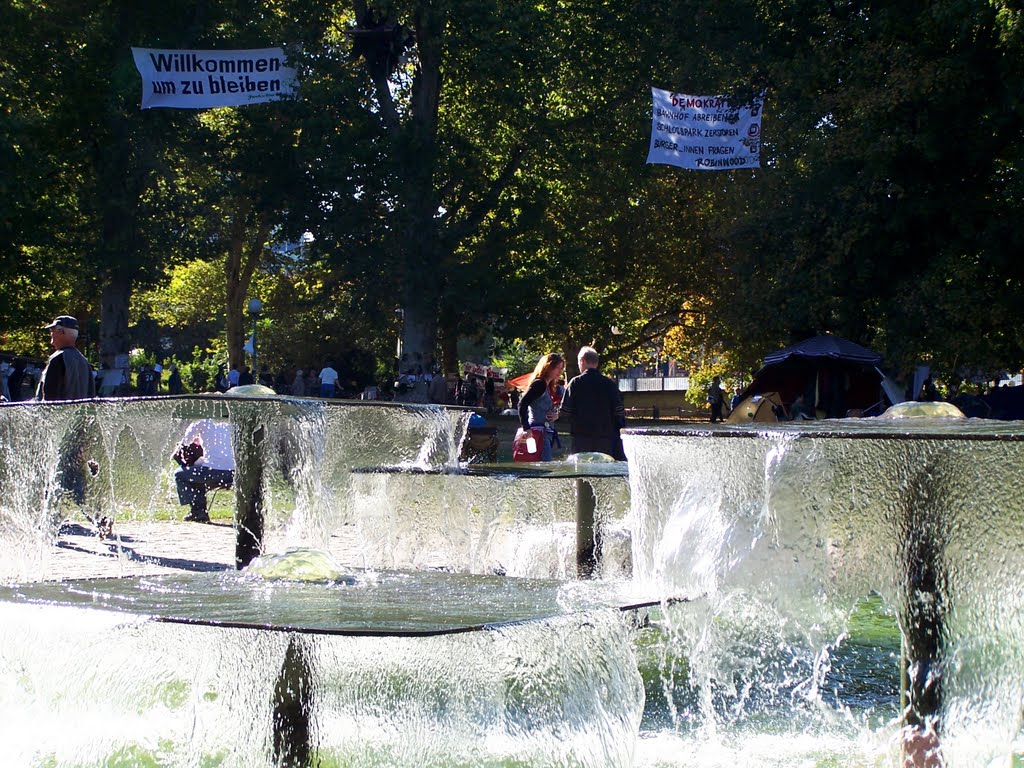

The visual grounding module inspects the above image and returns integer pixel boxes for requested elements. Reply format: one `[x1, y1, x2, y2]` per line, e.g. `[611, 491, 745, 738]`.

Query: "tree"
[662, 0, 1024, 378]
[297, 0, 679, 387]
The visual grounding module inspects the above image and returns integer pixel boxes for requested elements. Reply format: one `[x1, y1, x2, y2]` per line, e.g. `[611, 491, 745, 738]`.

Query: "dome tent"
[738, 335, 893, 419]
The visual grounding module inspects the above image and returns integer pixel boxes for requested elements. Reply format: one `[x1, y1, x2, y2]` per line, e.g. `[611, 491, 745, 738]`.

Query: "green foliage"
[673, 0, 1024, 381]
[684, 361, 746, 409]
[5, 0, 1024, 387]
[168, 346, 228, 394]
[490, 338, 561, 380]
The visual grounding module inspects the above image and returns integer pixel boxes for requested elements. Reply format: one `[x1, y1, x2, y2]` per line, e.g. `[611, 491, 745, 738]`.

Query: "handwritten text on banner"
[646, 88, 763, 171]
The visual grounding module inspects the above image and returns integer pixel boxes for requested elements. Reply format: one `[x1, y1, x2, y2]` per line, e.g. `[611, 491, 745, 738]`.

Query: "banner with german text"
[131, 48, 298, 110]
[646, 88, 763, 170]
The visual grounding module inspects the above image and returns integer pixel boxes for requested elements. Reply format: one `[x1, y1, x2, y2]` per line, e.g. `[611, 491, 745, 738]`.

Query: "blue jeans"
[531, 424, 554, 461]
[175, 466, 234, 517]
[320, 382, 335, 398]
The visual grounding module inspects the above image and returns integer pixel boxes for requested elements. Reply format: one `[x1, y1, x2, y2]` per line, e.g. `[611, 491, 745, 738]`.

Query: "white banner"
[131, 48, 298, 110]
[646, 88, 763, 171]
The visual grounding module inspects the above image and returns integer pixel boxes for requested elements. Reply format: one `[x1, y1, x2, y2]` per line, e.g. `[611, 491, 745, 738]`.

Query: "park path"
[41, 519, 360, 581]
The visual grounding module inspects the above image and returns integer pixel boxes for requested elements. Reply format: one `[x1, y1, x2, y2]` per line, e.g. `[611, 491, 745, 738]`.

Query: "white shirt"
[181, 419, 234, 471]
[319, 367, 339, 385]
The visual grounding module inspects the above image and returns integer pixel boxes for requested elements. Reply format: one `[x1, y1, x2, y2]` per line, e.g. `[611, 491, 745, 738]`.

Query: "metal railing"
[617, 376, 689, 393]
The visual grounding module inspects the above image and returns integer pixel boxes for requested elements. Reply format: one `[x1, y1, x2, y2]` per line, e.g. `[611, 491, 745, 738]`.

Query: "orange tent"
[507, 373, 534, 392]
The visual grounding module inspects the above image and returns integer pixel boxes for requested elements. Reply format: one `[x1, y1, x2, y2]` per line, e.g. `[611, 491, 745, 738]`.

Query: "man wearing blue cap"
[37, 315, 95, 401]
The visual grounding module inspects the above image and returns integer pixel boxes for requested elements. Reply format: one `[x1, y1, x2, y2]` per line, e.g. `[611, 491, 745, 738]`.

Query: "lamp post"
[248, 298, 263, 376]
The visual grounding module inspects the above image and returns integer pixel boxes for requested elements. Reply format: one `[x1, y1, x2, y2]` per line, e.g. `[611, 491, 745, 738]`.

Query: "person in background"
[167, 365, 183, 395]
[25, 363, 41, 395]
[214, 364, 229, 393]
[460, 377, 479, 407]
[137, 365, 152, 395]
[227, 365, 241, 388]
[36, 315, 96, 512]
[560, 346, 626, 460]
[920, 377, 939, 402]
[518, 353, 565, 461]
[428, 372, 449, 404]
[37, 315, 95, 401]
[484, 376, 497, 415]
[319, 362, 339, 398]
[257, 366, 273, 388]
[173, 418, 234, 523]
[730, 386, 744, 411]
[706, 375, 727, 423]
[238, 365, 254, 386]
[548, 375, 565, 452]
[9, 359, 26, 401]
[291, 368, 306, 396]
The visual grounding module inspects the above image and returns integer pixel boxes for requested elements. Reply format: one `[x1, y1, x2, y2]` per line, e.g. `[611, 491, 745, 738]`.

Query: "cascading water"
[0, 394, 646, 767]
[623, 415, 1024, 766]
[347, 467, 630, 577]
[2, 393, 1023, 766]
[0, 571, 647, 767]
[0, 394, 466, 580]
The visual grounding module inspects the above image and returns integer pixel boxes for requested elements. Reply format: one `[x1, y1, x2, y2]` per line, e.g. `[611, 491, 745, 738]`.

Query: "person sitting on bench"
[173, 418, 234, 523]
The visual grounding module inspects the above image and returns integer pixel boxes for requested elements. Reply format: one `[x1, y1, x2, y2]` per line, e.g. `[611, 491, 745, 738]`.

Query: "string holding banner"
[131, 48, 299, 110]
[646, 88, 764, 171]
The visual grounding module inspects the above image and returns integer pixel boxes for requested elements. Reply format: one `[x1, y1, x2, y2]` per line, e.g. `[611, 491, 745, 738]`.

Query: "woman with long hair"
[517, 353, 565, 461]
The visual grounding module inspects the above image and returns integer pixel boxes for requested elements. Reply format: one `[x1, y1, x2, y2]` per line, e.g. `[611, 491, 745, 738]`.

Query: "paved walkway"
[37, 519, 358, 581]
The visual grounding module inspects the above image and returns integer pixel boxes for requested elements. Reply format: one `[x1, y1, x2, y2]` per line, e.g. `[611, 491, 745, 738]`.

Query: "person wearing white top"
[319, 364, 339, 398]
[173, 419, 234, 523]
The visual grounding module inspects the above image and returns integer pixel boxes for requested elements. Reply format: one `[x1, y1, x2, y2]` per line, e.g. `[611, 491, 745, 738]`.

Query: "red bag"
[512, 427, 544, 462]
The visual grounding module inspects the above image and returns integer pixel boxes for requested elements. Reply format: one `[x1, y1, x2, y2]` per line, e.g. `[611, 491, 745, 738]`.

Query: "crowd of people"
[1, 354, 380, 404]
[0, 358, 44, 401]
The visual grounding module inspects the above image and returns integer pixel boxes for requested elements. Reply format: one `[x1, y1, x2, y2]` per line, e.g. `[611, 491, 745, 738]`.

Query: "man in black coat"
[559, 346, 626, 460]
[37, 315, 95, 401]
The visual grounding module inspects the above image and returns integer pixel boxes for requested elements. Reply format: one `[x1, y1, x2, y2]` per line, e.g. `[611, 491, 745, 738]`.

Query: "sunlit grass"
[103, 491, 236, 523]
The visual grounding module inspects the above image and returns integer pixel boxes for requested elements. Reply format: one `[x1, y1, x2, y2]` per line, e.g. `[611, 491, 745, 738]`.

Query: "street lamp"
[247, 298, 263, 376]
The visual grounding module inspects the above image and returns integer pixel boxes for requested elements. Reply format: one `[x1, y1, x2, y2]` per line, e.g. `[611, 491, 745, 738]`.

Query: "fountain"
[0, 394, 1022, 766]
[624, 404, 1024, 766]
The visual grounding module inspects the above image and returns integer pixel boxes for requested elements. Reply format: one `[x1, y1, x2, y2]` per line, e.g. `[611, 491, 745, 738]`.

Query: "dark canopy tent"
[742, 335, 890, 418]
[762, 335, 882, 367]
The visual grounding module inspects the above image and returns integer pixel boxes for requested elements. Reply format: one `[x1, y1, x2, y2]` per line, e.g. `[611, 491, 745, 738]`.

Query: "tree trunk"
[563, 335, 583, 379]
[355, 1, 446, 396]
[99, 272, 132, 369]
[225, 278, 247, 371]
[224, 204, 268, 371]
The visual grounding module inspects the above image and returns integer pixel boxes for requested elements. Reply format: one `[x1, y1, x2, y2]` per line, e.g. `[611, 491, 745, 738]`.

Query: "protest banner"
[131, 48, 298, 110]
[646, 88, 763, 171]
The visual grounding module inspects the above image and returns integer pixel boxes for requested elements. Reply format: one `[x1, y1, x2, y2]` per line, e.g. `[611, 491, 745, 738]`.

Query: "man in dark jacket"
[37, 315, 95, 401]
[37, 315, 97, 516]
[560, 346, 626, 460]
